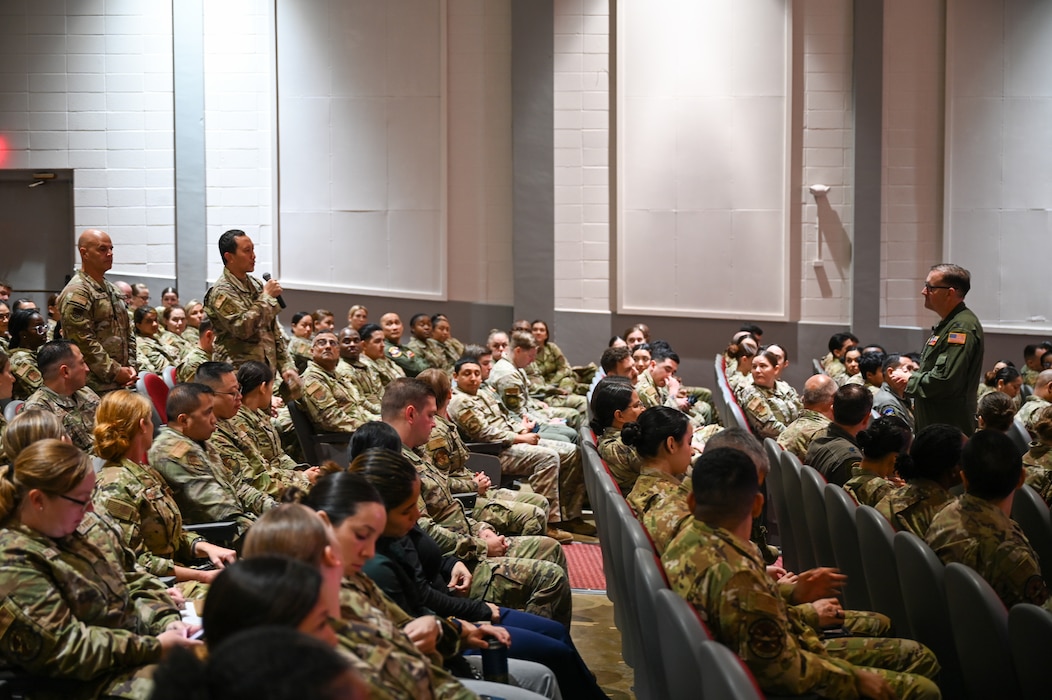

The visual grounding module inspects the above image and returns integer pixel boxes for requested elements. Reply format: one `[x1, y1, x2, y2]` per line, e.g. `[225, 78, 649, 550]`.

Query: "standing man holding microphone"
[205, 229, 301, 399]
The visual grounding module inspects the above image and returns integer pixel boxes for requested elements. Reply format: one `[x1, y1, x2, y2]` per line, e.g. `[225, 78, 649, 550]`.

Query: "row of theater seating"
[765, 437, 1052, 700]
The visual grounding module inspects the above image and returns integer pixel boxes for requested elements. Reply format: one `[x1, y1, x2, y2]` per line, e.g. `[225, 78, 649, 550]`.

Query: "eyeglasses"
[33, 323, 48, 332]
[58, 493, 92, 511]
[213, 389, 242, 398]
[923, 283, 952, 292]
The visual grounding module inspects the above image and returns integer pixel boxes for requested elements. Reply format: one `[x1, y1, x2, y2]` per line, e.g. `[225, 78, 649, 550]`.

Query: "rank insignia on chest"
[947, 332, 966, 345]
[927, 335, 939, 346]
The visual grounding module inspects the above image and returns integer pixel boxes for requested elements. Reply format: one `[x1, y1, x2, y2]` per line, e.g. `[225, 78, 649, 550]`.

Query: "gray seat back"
[854, 504, 909, 636]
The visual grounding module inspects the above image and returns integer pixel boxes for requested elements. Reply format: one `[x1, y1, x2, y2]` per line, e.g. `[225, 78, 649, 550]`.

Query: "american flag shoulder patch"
[947, 332, 967, 345]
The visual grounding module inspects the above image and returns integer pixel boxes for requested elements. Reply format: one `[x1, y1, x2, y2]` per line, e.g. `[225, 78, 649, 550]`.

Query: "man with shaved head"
[57, 229, 136, 393]
[776, 374, 836, 461]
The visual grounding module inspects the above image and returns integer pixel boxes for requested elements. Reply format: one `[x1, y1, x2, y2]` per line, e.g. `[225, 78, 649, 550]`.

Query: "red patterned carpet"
[564, 543, 606, 591]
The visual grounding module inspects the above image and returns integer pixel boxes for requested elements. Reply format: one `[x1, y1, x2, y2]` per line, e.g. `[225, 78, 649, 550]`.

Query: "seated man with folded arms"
[358, 322, 406, 388]
[301, 330, 374, 434]
[150, 383, 276, 538]
[663, 447, 941, 699]
[24, 339, 101, 454]
[336, 325, 382, 418]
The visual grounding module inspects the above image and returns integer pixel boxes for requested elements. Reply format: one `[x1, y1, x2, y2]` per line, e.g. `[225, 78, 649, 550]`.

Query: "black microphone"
[261, 273, 286, 309]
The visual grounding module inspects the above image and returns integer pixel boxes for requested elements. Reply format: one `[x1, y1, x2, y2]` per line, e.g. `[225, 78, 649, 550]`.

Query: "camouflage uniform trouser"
[537, 422, 579, 443]
[825, 636, 941, 700]
[469, 555, 573, 627]
[495, 443, 562, 524]
[546, 393, 588, 421]
[841, 610, 892, 637]
[544, 439, 584, 522]
[543, 404, 582, 429]
[474, 487, 550, 535]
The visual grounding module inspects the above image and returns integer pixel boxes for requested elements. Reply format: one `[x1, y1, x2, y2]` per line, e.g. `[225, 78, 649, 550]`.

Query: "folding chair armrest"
[315, 432, 353, 445]
[465, 442, 503, 455]
[184, 521, 238, 544]
[452, 492, 478, 510]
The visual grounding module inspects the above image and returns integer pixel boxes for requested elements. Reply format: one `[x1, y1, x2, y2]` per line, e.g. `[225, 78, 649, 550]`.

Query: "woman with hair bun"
[875, 424, 963, 536]
[844, 416, 911, 507]
[0, 439, 199, 697]
[622, 406, 694, 555]
[976, 391, 1017, 433]
[589, 377, 644, 493]
[3, 409, 67, 460]
[93, 390, 235, 587]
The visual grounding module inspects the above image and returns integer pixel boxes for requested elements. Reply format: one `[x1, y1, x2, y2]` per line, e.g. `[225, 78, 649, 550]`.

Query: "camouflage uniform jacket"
[404, 445, 490, 562]
[182, 326, 200, 346]
[531, 342, 575, 392]
[175, 345, 211, 384]
[212, 417, 309, 499]
[339, 573, 478, 700]
[1016, 395, 1051, 433]
[925, 493, 1051, 609]
[626, 468, 692, 555]
[135, 333, 179, 374]
[24, 384, 101, 455]
[158, 330, 191, 360]
[94, 457, 200, 576]
[58, 269, 135, 393]
[448, 386, 520, 448]
[875, 479, 953, 537]
[0, 412, 6, 464]
[301, 360, 371, 433]
[737, 382, 796, 440]
[287, 335, 312, 370]
[1023, 442, 1052, 506]
[384, 340, 429, 378]
[776, 410, 831, 463]
[204, 267, 292, 373]
[821, 353, 849, 386]
[843, 466, 894, 508]
[487, 358, 547, 418]
[0, 513, 180, 688]
[436, 338, 465, 369]
[872, 384, 915, 432]
[361, 353, 406, 389]
[231, 405, 308, 475]
[598, 426, 644, 494]
[1022, 365, 1040, 387]
[635, 368, 674, 410]
[803, 424, 862, 487]
[662, 518, 860, 697]
[8, 347, 42, 400]
[425, 413, 475, 495]
[332, 361, 378, 421]
[148, 427, 276, 535]
[407, 337, 446, 371]
[338, 358, 383, 415]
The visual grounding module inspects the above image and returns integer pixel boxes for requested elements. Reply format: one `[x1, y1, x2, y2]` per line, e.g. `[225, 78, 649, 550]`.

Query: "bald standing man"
[57, 229, 136, 393]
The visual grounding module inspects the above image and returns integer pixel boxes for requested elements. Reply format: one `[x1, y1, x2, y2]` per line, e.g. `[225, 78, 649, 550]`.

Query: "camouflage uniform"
[843, 466, 894, 508]
[425, 412, 548, 534]
[8, 347, 42, 400]
[212, 416, 310, 499]
[597, 426, 644, 494]
[776, 410, 831, 463]
[448, 386, 584, 522]
[58, 269, 135, 393]
[0, 413, 7, 464]
[0, 513, 181, 700]
[489, 357, 581, 430]
[204, 267, 294, 374]
[404, 446, 572, 625]
[232, 404, 312, 476]
[1023, 442, 1052, 506]
[626, 468, 692, 555]
[148, 426, 276, 536]
[821, 353, 849, 386]
[384, 340, 430, 378]
[736, 381, 800, 440]
[158, 329, 191, 361]
[175, 345, 211, 384]
[872, 384, 915, 432]
[134, 333, 179, 374]
[331, 361, 379, 422]
[23, 384, 101, 454]
[1022, 366, 1040, 387]
[407, 336, 446, 370]
[300, 360, 372, 433]
[804, 424, 862, 487]
[361, 353, 406, 388]
[926, 493, 1052, 609]
[635, 368, 674, 410]
[93, 457, 201, 576]
[1016, 395, 1050, 434]
[436, 337, 465, 369]
[875, 479, 953, 538]
[338, 357, 383, 415]
[662, 518, 941, 699]
[182, 325, 200, 346]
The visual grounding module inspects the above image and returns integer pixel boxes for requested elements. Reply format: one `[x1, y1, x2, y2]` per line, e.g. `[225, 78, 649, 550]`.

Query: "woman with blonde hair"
[93, 390, 235, 586]
[0, 439, 199, 697]
[3, 408, 67, 460]
[347, 304, 368, 331]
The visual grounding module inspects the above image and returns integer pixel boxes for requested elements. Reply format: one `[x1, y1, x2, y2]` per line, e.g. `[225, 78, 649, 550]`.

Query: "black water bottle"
[480, 637, 509, 684]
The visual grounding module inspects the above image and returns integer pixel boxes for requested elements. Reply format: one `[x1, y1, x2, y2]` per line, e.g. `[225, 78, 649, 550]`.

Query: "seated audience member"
[430, 313, 464, 369]
[158, 287, 179, 311]
[1022, 405, 1052, 506]
[182, 299, 205, 345]
[820, 332, 858, 385]
[3, 409, 67, 461]
[876, 424, 962, 536]
[405, 313, 445, 370]
[624, 406, 694, 555]
[976, 391, 1016, 433]
[843, 416, 911, 508]
[287, 311, 315, 373]
[590, 377, 645, 493]
[635, 342, 681, 410]
[0, 440, 198, 698]
[6, 308, 47, 399]
[872, 353, 918, 431]
[777, 374, 836, 461]
[301, 330, 372, 434]
[489, 331, 582, 434]
[978, 363, 1022, 406]
[387, 376, 589, 568]
[842, 347, 862, 385]
[24, 340, 101, 454]
[149, 383, 277, 537]
[585, 339, 632, 402]
[1017, 369, 1052, 434]
[0, 301, 9, 351]
[346, 304, 368, 331]
[380, 312, 429, 378]
[530, 319, 592, 396]
[46, 291, 60, 341]
[0, 350, 13, 461]
[487, 329, 510, 363]
[736, 349, 802, 439]
[176, 316, 214, 384]
[651, 339, 716, 425]
[623, 324, 649, 347]
[134, 306, 179, 374]
[926, 430, 1052, 610]
[630, 342, 652, 380]
[1022, 343, 1048, 387]
[197, 362, 313, 498]
[335, 326, 382, 418]
[160, 305, 192, 358]
[662, 447, 940, 699]
[739, 322, 764, 344]
[351, 449, 606, 700]
[312, 308, 336, 334]
[418, 368, 554, 541]
[724, 333, 759, 390]
[854, 350, 886, 396]
[152, 626, 366, 700]
[359, 322, 405, 388]
[804, 384, 873, 486]
[93, 390, 235, 586]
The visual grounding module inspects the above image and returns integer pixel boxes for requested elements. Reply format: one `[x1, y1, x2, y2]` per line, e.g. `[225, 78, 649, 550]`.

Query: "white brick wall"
[553, 0, 609, 312]
[0, 0, 175, 277]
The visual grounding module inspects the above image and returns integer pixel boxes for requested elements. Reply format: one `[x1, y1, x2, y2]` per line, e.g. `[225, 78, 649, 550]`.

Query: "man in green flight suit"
[906, 263, 984, 436]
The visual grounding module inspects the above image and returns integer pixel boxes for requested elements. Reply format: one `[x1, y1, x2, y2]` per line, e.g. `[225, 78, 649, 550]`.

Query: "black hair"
[453, 356, 482, 374]
[167, 382, 215, 421]
[650, 344, 680, 364]
[962, 429, 1021, 500]
[302, 471, 384, 528]
[858, 351, 886, 379]
[984, 364, 1020, 388]
[430, 313, 449, 326]
[856, 416, 912, 461]
[691, 447, 760, 524]
[900, 424, 963, 481]
[358, 323, 383, 343]
[237, 361, 273, 397]
[832, 384, 873, 425]
[828, 332, 859, 354]
[291, 311, 312, 326]
[349, 448, 419, 509]
[409, 313, 430, 327]
[703, 428, 768, 478]
[194, 361, 236, 388]
[600, 345, 632, 374]
[620, 406, 690, 459]
[218, 229, 247, 262]
[739, 323, 764, 337]
[588, 377, 635, 433]
[35, 340, 76, 378]
[7, 308, 43, 349]
[133, 305, 157, 326]
[379, 378, 436, 422]
[977, 392, 1016, 432]
[348, 421, 402, 460]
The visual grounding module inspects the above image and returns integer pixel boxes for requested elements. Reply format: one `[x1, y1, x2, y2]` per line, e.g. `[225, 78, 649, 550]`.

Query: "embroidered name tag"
[947, 332, 966, 345]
